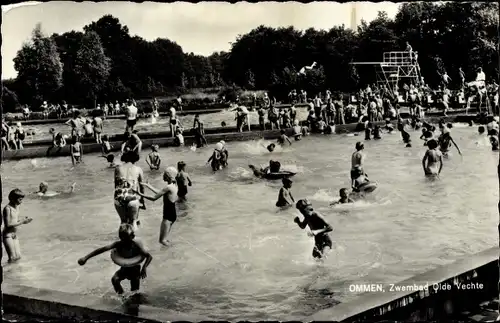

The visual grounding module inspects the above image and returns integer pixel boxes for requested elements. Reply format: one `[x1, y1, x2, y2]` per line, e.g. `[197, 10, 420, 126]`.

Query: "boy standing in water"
[146, 145, 161, 170]
[351, 142, 365, 184]
[294, 199, 333, 259]
[135, 167, 178, 246]
[276, 178, 294, 208]
[78, 224, 153, 302]
[422, 139, 443, 177]
[3, 189, 33, 262]
[176, 161, 193, 202]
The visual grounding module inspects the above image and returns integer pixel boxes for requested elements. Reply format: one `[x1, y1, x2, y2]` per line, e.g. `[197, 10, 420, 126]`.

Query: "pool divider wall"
[2, 283, 203, 322]
[310, 247, 499, 322]
[2, 129, 286, 160]
[2, 114, 479, 161]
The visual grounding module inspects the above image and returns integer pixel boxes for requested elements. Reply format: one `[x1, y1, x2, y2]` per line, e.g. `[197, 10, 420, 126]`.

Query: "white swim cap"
[494, 116, 499, 122]
[219, 140, 225, 146]
[63, 135, 68, 139]
[16, 122, 21, 127]
[164, 166, 178, 179]
[215, 143, 223, 151]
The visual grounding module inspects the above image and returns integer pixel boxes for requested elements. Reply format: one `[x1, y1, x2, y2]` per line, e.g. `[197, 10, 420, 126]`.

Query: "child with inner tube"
[3, 189, 33, 263]
[78, 223, 153, 302]
[146, 145, 161, 170]
[351, 166, 371, 193]
[134, 167, 179, 246]
[294, 199, 333, 260]
[34, 182, 76, 197]
[330, 188, 354, 205]
[276, 178, 295, 208]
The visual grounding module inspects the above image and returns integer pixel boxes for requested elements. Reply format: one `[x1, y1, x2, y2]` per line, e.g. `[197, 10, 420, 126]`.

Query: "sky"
[1, 1, 401, 80]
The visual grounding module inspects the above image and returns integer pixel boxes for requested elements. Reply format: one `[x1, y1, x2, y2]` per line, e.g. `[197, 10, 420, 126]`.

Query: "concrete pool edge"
[2, 283, 206, 322]
[310, 246, 499, 322]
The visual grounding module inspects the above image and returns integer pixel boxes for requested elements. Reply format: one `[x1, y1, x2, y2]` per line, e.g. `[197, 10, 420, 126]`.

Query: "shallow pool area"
[1, 126, 498, 320]
[22, 108, 310, 142]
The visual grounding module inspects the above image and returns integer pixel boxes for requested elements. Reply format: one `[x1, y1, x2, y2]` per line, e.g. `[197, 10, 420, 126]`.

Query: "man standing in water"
[125, 100, 138, 133]
[351, 142, 365, 185]
[422, 139, 443, 177]
[135, 167, 178, 246]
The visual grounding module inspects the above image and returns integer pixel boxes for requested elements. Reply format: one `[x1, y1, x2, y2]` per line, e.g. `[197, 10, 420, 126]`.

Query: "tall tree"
[74, 31, 111, 106]
[13, 23, 63, 106]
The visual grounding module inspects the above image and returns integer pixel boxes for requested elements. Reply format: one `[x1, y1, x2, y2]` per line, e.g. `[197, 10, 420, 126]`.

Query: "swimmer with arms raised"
[294, 199, 333, 260]
[3, 189, 32, 263]
[276, 178, 294, 208]
[34, 182, 76, 197]
[422, 139, 443, 177]
[78, 224, 153, 302]
[134, 167, 178, 246]
[330, 188, 354, 205]
[114, 151, 146, 231]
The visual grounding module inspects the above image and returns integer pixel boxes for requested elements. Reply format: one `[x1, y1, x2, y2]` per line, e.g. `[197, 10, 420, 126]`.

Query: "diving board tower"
[350, 51, 423, 96]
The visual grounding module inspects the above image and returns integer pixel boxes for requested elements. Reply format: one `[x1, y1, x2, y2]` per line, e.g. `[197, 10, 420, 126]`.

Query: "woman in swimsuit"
[15, 122, 26, 149]
[70, 136, 83, 165]
[114, 150, 146, 231]
[134, 167, 179, 246]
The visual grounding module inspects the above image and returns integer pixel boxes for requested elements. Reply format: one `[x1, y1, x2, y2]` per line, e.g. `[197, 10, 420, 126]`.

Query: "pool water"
[22, 108, 310, 142]
[1, 125, 498, 320]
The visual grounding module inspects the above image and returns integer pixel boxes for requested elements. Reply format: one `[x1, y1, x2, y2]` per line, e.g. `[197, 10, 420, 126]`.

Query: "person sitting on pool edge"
[276, 178, 294, 208]
[47, 128, 67, 156]
[351, 165, 371, 193]
[34, 182, 76, 197]
[146, 145, 161, 170]
[330, 188, 354, 205]
[294, 199, 333, 260]
[78, 223, 153, 302]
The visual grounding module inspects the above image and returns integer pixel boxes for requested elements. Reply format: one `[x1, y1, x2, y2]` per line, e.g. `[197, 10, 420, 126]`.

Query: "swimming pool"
[2, 125, 498, 320]
[22, 108, 310, 142]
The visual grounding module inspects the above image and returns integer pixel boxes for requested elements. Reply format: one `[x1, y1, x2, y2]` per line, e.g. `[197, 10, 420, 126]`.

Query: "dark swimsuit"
[313, 233, 333, 259]
[163, 200, 177, 223]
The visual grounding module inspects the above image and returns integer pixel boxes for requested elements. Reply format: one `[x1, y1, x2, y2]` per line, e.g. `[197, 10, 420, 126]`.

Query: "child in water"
[364, 123, 372, 140]
[101, 135, 112, 155]
[330, 188, 354, 205]
[102, 154, 117, 167]
[276, 178, 294, 208]
[176, 161, 192, 202]
[267, 143, 276, 152]
[422, 139, 443, 177]
[372, 125, 382, 140]
[174, 129, 184, 147]
[294, 199, 333, 259]
[70, 136, 83, 165]
[351, 166, 371, 193]
[35, 182, 76, 197]
[277, 129, 292, 146]
[2, 189, 33, 262]
[78, 224, 153, 301]
[146, 145, 161, 170]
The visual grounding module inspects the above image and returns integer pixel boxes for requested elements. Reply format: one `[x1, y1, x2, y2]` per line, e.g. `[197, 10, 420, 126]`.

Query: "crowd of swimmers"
[3, 98, 499, 306]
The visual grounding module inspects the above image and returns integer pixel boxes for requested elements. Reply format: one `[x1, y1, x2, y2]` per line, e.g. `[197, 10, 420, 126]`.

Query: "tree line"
[2, 1, 498, 112]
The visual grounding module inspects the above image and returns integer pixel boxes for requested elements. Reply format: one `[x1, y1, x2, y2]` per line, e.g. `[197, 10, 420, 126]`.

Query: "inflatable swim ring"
[357, 182, 377, 193]
[263, 171, 296, 180]
[111, 249, 145, 267]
